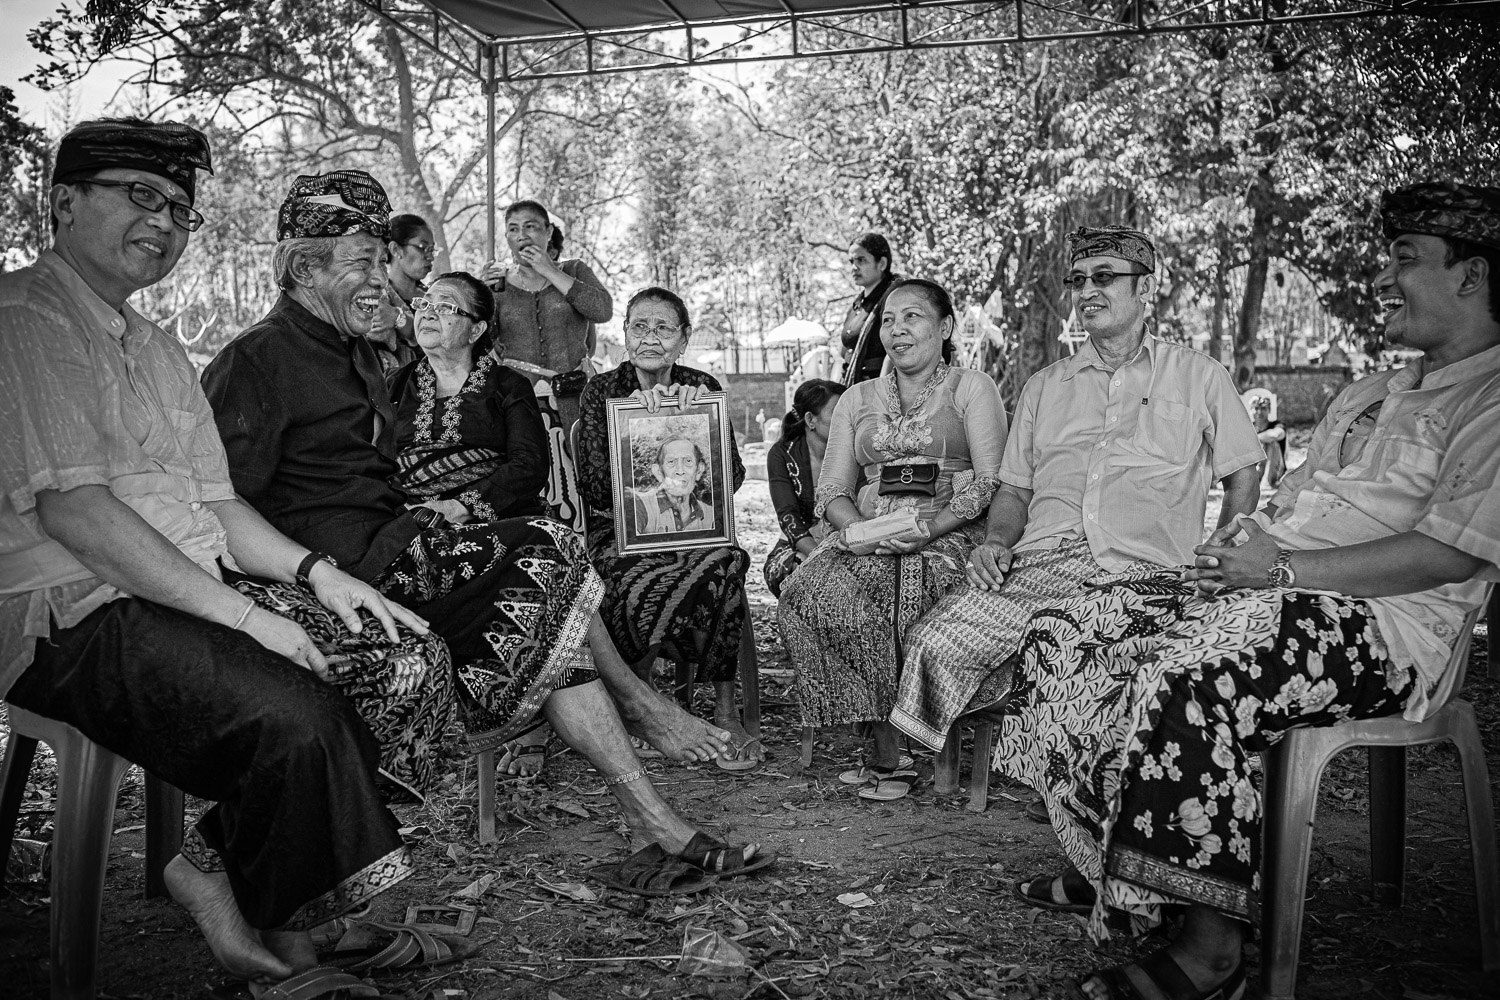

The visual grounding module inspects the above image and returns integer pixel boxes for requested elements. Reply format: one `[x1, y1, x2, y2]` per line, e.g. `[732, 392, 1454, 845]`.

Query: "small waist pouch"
[878, 462, 938, 497]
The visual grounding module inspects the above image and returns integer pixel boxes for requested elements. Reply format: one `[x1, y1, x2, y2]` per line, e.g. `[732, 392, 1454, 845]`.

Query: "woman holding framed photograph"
[577, 287, 761, 770]
[777, 280, 1008, 800]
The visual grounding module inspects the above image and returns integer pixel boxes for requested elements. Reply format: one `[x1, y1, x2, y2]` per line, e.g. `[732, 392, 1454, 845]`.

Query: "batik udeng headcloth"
[1066, 225, 1157, 271]
[52, 118, 213, 203]
[277, 170, 392, 242]
[1381, 182, 1500, 251]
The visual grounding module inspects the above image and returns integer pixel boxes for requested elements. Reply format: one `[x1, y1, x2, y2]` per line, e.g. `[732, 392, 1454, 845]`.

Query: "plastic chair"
[0, 704, 184, 1000]
[934, 717, 997, 813]
[1259, 607, 1500, 999]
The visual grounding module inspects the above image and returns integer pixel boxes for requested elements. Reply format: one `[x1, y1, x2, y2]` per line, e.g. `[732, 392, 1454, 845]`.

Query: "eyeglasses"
[1061, 269, 1151, 291]
[1337, 399, 1383, 468]
[402, 241, 435, 256]
[412, 296, 482, 321]
[625, 321, 683, 341]
[86, 179, 204, 232]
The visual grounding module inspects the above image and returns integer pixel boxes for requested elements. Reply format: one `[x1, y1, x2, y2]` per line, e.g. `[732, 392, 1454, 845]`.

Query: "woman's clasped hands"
[631, 382, 706, 413]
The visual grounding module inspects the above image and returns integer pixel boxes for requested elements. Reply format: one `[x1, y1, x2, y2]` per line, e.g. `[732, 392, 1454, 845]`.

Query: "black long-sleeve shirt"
[202, 294, 421, 580]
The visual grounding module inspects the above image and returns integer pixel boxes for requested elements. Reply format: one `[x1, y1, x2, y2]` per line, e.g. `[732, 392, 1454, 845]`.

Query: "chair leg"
[1449, 703, 1500, 972]
[1367, 745, 1407, 907]
[0, 733, 40, 891]
[49, 723, 131, 1000]
[143, 776, 183, 900]
[476, 750, 497, 845]
[934, 726, 960, 795]
[673, 655, 693, 710]
[1259, 737, 1336, 1000]
[1487, 589, 1500, 682]
[966, 722, 994, 814]
[738, 615, 760, 739]
[799, 727, 814, 768]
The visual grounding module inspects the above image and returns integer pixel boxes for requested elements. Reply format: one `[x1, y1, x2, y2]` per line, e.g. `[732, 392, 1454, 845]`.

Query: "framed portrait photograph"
[605, 391, 737, 555]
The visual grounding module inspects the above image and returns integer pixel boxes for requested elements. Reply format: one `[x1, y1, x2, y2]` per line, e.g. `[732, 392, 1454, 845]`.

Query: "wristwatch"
[1268, 549, 1296, 589]
[295, 551, 337, 588]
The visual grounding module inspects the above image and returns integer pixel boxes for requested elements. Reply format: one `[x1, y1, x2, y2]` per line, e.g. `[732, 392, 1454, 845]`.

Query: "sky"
[6, 0, 136, 131]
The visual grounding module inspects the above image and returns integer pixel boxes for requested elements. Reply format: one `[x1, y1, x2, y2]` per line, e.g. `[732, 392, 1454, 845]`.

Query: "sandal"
[496, 740, 547, 778]
[307, 901, 372, 949]
[211, 967, 386, 1000]
[327, 919, 479, 975]
[674, 830, 776, 877]
[714, 736, 763, 773]
[857, 769, 919, 801]
[1024, 796, 1050, 824]
[1072, 948, 1246, 1000]
[589, 843, 720, 897]
[1013, 870, 1096, 914]
[838, 755, 914, 785]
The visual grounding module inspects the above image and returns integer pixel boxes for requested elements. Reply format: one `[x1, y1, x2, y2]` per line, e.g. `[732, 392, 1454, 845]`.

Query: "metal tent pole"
[484, 42, 497, 263]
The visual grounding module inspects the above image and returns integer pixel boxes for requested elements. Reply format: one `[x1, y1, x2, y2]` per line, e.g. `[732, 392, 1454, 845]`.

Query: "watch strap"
[295, 551, 336, 588]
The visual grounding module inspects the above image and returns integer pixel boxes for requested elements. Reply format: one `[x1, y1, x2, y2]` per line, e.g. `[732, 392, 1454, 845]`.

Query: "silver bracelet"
[603, 767, 649, 787]
[231, 599, 255, 631]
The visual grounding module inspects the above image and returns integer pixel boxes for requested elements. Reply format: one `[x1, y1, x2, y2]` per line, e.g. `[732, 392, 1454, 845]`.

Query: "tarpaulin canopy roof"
[361, 0, 1500, 82]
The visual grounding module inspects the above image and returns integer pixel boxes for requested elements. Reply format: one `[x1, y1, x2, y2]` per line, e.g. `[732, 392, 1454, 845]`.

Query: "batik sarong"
[778, 524, 983, 728]
[376, 516, 603, 754]
[231, 577, 455, 802]
[892, 538, 1158, 749]
[996, 577, 1414, 940]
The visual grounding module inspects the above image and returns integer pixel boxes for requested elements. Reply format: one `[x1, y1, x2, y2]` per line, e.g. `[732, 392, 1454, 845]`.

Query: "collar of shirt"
[1409, 341, 1500, 392]
[1059, 332, 1157, 381]
[275, 292, 357, 349]
[37, 250, 146, 350]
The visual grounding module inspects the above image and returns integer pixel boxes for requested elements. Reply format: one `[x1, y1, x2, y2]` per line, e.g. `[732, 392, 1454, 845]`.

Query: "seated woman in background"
[763, 379, 844, 598]
[777, 280, 1007, 801]
[576, 287, 762, 771]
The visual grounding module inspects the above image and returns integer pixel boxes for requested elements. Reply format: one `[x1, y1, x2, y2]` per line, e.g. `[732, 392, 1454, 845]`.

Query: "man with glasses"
[892, 225, 1263, 772]
[1, 120, 424, 995]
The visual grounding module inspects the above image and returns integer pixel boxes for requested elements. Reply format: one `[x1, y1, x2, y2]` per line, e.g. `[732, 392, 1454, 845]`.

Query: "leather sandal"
[1013, 871, 1096, 914]
[1072, 948, 1247, 1000]
[496, 740, 547, 778]
[674, 831, 775, 877]
[589, 843, 720, 897]
[210, 967, 386, 1000]
[327, 919, 479, 974]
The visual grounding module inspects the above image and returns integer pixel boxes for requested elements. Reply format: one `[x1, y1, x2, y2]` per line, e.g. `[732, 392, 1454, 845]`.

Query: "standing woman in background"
[368, 213, 435, 380]
[839, 232, 902, 386]
[481, 201, 611, 533]
[763, 379, 844, 598]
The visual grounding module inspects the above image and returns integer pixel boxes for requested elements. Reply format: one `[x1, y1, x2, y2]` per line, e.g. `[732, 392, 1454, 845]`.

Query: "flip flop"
[1012, 871, 1096, 914]
[857, 769, 919, 802]
[714, 736, 763, 772]
[1072, 948, 1247, 1000]
[674, 831, 776, 877]
[589, 843, 720, 897]
[210, 967, 386, 1000]
[326, 919, 479, 975]
[837, 755, 915, 784]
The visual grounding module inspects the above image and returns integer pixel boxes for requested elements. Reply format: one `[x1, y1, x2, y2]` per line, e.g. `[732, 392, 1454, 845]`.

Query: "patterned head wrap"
[52, 118, 213, 203]
[1381, 182, 1500, 251]
[277, 170, 392, 241]
[1066, 225, 1157, 271]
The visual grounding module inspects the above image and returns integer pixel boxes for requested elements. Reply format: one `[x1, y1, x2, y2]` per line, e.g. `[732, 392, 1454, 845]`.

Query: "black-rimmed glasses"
[86, 180, 204, 232]
[1062, 269, 1151, 291]
[412, 296, 481, 321]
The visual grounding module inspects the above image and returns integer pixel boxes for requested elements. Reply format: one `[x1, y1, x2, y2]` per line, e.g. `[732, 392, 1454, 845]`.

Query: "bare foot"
[165, 855, 294, 985]
[621, 693, 731, 762]
[260, 929, 317, 977]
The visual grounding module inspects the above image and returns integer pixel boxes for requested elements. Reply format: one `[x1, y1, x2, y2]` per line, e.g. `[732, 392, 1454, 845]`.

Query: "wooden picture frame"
[605, 391, 736, 555]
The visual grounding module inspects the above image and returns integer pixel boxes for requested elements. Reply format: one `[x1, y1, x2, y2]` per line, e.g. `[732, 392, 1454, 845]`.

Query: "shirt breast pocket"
[1127, 398, 1202, 464]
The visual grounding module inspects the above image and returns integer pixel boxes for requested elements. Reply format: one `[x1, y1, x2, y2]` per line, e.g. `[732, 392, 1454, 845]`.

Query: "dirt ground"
[3, 476, 1499, 1000]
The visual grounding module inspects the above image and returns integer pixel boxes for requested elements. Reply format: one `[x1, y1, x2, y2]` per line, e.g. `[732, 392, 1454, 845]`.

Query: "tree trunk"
[1234, 170, 1276, 390]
